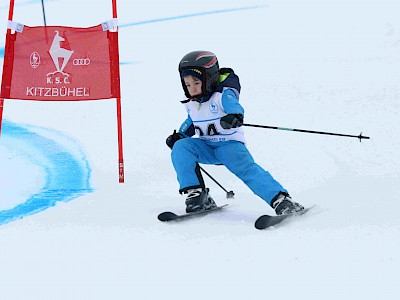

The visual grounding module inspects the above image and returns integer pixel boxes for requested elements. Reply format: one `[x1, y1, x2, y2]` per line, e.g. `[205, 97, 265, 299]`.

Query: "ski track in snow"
[119, 5, 266, 28]
[0, 120, 93, 226]
[0, 5, 266, 64]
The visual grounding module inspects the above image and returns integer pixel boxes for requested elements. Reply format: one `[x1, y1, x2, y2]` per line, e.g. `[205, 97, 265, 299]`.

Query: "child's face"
[183, 75, 202, 97]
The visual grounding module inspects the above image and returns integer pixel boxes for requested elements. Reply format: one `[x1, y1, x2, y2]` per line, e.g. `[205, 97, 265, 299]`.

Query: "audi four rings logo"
[73, 58, 91, 66]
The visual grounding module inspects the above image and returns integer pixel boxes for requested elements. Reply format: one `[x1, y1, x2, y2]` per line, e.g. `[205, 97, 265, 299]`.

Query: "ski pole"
[243, 123, 370, 142]
[199, 166, 235, 198]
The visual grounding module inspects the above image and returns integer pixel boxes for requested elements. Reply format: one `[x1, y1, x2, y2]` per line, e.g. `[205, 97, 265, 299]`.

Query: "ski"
[158, 204, 229, 222]
[255, 205, 315, 230]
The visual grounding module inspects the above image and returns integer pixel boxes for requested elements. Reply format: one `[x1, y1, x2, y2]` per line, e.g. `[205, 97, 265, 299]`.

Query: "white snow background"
[0, 0, 399, 299]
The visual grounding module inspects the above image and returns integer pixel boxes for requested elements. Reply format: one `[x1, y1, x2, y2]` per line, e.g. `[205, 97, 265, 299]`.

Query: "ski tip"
[157, 211, 178, 222]
[254, 205, 316, 230]
[254, 215, 271, 230]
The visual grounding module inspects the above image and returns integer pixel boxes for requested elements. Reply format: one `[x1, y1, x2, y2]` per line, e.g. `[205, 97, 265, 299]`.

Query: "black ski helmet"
[178, 51, 219, 98]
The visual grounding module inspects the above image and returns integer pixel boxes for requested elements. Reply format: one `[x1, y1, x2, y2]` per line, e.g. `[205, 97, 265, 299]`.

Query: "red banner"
[0, 0, 124, 182]
[1, 24, 120, 101]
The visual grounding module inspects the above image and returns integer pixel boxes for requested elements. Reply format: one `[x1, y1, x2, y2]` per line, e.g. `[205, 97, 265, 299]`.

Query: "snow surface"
[1, 0, 400, 299]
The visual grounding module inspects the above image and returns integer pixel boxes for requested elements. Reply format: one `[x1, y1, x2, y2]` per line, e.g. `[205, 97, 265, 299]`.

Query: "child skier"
[166, 50, 304, 215]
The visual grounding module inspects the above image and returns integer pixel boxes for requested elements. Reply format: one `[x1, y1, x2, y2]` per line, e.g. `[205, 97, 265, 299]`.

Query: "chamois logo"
[48, 30, 74, 74]
[209, 100, 219, 115]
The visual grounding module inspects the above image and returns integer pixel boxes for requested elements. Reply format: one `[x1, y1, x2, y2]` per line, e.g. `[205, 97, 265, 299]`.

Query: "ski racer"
[166, 50, 304, 215]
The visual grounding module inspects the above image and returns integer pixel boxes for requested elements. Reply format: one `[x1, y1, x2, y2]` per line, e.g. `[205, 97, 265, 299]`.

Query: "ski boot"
[185, 188, 217, 213]
[271, 192, 304, 215]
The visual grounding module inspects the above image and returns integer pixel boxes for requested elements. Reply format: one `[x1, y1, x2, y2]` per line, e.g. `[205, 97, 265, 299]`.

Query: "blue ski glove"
[220, 114, 243, 129]
[166, 130, 185, 149]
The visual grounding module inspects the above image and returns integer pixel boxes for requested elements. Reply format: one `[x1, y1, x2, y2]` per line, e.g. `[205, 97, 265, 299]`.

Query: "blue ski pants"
[171, 138, 287, 205]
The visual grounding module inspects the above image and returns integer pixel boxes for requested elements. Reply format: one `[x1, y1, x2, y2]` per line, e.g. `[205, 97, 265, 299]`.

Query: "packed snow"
[0, 0, 399, 299]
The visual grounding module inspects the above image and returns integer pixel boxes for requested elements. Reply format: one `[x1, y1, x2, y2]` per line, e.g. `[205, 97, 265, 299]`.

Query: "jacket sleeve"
[221, 88, 244, 116]
[179, 115, 195, 137]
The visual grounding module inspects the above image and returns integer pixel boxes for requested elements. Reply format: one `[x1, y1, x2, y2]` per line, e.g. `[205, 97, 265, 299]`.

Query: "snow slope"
[0, 0, 399, 299]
